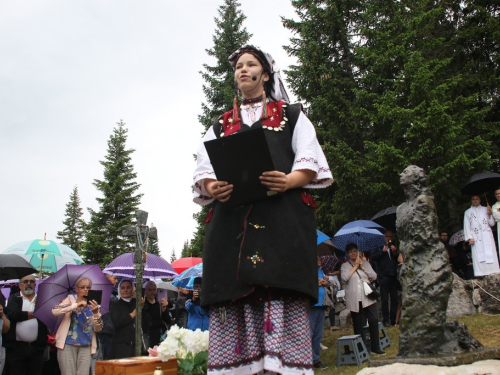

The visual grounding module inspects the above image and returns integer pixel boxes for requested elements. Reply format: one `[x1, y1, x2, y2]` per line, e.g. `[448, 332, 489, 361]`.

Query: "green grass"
[316, 314, 500, 374]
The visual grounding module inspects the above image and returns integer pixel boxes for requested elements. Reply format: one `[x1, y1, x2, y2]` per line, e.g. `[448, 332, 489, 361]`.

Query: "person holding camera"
[185, 278, 209, 331]
[371, 230, 400, 327]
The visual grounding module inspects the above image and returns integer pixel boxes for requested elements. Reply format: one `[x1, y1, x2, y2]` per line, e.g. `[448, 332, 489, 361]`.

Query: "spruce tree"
[283, 0, 499, 235]
[169, 248, 177, 263]
[180, 240, 190, 258]
[56, 186, 86, 254]
[283, 0, 372, 231]
[189, 0, 251, 256]
[148, 240, 160, 256]
[83, 120, 143, 266]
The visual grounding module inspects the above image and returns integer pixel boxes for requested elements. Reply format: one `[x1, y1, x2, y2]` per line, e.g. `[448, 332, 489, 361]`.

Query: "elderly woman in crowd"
[110, 279, 143, 359]
[341, 243, 384, 355]
[52, 277, 103, 375]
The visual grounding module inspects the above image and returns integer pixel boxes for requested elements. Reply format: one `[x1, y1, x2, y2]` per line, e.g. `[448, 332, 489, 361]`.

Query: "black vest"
[201, 103, 318, 306]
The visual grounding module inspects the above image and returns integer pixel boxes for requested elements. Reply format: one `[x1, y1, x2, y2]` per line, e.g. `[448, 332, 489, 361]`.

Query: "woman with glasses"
[52, 277, 103, 375]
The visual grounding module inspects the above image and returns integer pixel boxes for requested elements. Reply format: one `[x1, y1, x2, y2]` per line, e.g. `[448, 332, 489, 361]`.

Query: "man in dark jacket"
[3, 274, 48, 375]
[142, 281, 171, 349]
[370, 231, 400, 327]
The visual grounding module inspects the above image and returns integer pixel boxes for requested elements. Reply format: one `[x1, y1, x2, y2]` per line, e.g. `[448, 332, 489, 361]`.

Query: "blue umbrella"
[340, 220, 386, 234]
[317, 229, 330, 245]
[171, 263, 203, 290]
[332, 226, 386, 252]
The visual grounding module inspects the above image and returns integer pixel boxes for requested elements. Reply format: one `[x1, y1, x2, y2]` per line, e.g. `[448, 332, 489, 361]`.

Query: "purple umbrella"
[34, 264, 113, 332]
[103, 253, 178, 279]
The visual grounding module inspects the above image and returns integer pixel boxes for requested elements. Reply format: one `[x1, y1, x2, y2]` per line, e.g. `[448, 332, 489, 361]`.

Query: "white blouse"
[192, 105, 333, 205]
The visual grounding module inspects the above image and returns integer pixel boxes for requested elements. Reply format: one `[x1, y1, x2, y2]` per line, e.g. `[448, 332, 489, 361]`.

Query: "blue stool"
[336, 334, 370, 367]
[362, 322, 391, 350]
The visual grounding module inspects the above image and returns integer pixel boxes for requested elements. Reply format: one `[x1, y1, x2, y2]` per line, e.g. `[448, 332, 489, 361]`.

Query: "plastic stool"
[336, 334, 370, 367]
[362, 322, 391, 350]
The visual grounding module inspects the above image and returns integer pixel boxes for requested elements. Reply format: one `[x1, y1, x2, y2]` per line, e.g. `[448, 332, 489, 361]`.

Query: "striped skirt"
[207, 297, 314, 375]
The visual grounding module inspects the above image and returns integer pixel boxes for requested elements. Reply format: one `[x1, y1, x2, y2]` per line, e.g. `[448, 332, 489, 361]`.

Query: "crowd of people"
[0, 272, 209, 375]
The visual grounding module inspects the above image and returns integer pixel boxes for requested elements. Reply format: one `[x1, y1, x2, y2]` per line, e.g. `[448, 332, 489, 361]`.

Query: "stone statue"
[396, 165, 482, 357]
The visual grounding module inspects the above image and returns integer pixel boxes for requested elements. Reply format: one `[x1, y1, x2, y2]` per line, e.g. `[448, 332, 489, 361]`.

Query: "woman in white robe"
[463, 195, 500, 277]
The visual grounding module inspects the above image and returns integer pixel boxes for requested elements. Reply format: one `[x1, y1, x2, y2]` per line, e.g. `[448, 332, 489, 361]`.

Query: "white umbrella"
[156, 281, 178, 292]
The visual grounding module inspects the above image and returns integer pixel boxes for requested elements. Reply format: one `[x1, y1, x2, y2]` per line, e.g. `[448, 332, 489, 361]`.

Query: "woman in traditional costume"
[192, 45, 333, 374]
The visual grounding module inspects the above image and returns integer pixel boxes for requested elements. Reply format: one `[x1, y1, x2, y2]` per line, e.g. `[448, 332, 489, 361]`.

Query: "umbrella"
[1, 239, 84, 273]
[317, 229, 344, 257]
[34, 264, 113, 332]
[103, 253, 178, 279]
[171, 257, 203, 274]
[320, 254, 340, 274]
[332, 226, 386, 252]
[460, 172, 500, 196]
[171, 263, 203, 290]
[156, 281, 178, 301]
[449, 230, 465, 246]
[371, 206, 398, 233]
[156, 281, 178, 292]
[340, 220, 386, 234]
[0, 254, 38, 281]
[317, 229, 330, 245]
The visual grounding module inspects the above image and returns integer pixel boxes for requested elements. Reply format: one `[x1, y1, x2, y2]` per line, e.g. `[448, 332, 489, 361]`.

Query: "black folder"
[204, 127, 276, 208]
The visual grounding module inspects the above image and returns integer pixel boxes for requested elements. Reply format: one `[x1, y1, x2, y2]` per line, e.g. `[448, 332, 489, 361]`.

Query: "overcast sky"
[0, 0, 300, 261]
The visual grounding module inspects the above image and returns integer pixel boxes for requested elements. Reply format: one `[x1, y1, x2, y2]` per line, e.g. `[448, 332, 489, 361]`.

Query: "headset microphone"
[251, 75, 257, 81]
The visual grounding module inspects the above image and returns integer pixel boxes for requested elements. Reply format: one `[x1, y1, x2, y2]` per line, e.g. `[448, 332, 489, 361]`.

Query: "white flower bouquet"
[149, 325, 209, 375]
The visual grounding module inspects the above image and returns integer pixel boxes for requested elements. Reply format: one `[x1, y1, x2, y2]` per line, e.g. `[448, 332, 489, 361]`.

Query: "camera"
[387, 241, 392, 248]
[193, 289, 202, 305]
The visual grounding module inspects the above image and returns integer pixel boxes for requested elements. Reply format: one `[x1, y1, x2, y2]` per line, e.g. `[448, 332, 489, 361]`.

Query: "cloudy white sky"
[0, 0, 300, 261]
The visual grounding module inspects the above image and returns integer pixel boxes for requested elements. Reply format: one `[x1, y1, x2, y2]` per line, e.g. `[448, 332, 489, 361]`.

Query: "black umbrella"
[460, 172, 500, 196]
[0, 254, 37, 281]
[371, 206, 398, 233]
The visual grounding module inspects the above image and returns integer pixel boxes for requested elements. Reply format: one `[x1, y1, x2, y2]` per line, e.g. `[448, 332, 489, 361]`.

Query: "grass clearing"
[316, 314, 500, 374]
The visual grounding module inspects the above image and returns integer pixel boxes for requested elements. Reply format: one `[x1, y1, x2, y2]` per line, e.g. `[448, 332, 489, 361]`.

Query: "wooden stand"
[95, 356, 177, 375]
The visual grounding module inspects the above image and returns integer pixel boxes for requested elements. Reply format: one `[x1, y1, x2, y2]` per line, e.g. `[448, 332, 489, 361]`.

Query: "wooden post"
[122, 210, 158, 357]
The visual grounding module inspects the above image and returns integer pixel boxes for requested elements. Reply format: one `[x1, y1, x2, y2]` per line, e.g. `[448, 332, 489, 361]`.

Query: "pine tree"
[283, 0, 499, 235]
[189, 0, 251, 256]
[169, 248, 177, 263]
[180, 240, 191, 258]
[83, 120, 143, 266]
[283, 0, 374, 231]
[56, 186, 86, 254]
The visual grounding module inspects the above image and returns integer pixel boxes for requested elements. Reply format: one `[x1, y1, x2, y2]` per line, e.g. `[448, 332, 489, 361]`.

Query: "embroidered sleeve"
[291, 112, 333, 188]
[193, 126, 217, 205]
